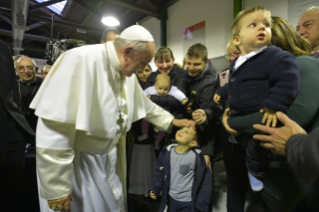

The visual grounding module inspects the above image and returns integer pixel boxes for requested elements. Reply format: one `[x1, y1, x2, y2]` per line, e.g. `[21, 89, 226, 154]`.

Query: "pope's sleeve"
[132, 77, 174, 132]
[36, 117, 76, 200]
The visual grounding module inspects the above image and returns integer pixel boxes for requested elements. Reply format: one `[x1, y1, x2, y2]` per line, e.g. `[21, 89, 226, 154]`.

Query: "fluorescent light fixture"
[101, 16, 120, 27]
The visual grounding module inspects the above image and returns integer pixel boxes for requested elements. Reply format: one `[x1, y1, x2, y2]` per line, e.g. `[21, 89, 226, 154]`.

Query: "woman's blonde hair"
[271, 16, 313, 56]
[226, 39, 237, 52]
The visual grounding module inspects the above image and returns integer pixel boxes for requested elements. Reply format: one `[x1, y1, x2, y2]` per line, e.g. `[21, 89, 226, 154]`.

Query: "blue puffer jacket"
[149, 144, 213, 212]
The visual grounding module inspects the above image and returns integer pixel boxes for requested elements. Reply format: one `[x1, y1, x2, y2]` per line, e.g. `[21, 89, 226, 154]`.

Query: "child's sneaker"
[248, 172, 263, 192]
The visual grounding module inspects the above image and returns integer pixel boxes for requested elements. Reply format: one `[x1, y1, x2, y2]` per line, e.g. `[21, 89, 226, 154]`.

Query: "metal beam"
[233, 0, 242, 20]
[105, 0, 159, 17]
[143, 0, 158, 11]
[0, 13, 12, 25]
[0, 29, 56, 42]
[67, 1, 104, 43]
[29, 0, 66, 12]
[26, 21, 46, 31]
[7, 44, 46, 53]
[119, 9, 132, 19]
[72, 0, 104, 19]
[0, 7, 103, 34]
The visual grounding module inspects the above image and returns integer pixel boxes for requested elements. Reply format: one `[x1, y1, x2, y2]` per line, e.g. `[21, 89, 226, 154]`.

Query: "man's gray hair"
[113, 37, 147, 55]
[301, 6, 319, 16]
[41, 65, 52, 73]
[14, 56, 37, 70]
[13, 55, 25, 62]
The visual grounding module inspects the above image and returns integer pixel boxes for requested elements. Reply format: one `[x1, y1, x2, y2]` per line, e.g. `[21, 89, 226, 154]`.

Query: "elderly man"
[41, 65, 52, 80]
[0, 41, 34, 211]
[15, 56, 43, 132]
[101, 28, 120, 43]
[30, 25, 194, 212]
[297, 6, 319, 57]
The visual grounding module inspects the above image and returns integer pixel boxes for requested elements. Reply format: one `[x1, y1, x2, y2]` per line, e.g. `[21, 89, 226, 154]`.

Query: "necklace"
[18, 79, 38, 115]
[111, 69, 125, 132]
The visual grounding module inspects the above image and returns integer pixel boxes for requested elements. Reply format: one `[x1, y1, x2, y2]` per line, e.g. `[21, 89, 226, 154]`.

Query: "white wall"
[140, 17, 161, 51]
[243, 0, 288, 19]
[141, 0, 289, 64]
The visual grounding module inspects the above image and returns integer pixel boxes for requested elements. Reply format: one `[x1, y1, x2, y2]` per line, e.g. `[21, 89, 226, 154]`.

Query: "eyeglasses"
[17, 66, 35, 72]
[224, 52, 241, 60]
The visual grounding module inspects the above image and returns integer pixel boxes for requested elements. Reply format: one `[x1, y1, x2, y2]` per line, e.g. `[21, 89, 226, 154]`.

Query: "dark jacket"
[146, 65, 189, 110]
[287, 128, 319, 187]
[17, 76, 43, 132]
[129, 78, 156, 145]
[216, 46, 299, 114]
[188, 60, 220, 156]
[149, 144, 213, 212]
[0, 40, 34, 163]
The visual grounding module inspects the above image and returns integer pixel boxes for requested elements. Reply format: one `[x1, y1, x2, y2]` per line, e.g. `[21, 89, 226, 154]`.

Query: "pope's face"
[121, 42, 155, 77]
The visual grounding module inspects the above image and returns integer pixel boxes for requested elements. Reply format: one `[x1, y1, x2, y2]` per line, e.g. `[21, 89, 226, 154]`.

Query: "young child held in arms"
[214, 5, 299, 191]
[149, 127, 213, 212]
[139, 74, 188, 149]
[144, 74, 188, 105]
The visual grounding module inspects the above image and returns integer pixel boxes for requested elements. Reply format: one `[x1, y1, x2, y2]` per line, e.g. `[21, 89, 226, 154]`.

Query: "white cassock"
[30, 41, 174, 212]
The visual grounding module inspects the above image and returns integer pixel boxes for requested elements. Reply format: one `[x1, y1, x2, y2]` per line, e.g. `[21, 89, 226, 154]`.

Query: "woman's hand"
[192, 109, 207, 125]
[222, 108, 240, 135]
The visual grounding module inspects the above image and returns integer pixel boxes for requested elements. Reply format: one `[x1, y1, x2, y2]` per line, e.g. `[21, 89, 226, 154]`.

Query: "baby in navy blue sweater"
[214, 5, 299, 191]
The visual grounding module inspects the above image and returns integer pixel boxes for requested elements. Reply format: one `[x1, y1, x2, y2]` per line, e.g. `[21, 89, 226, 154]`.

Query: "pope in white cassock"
[30, 25, 195, 212]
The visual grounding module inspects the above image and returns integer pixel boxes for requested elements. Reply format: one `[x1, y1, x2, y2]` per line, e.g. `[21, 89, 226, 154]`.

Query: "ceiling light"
[101, 16, 120, 27]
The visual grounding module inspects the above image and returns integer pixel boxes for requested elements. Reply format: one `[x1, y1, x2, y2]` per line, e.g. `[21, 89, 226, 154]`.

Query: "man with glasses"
[15, 56, 43, 211]
[15, 56, 43, 131]
[297, 6, 319, 59]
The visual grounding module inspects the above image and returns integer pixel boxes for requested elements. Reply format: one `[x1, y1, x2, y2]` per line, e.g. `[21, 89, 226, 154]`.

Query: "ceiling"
[0, 0, 178, 58]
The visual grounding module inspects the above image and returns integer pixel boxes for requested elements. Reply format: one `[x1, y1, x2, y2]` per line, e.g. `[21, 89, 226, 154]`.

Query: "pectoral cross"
[116, 113, 124, 133]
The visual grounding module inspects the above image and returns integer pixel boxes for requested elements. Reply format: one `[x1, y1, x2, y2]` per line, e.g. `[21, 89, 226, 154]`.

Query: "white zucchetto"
[119, 25, 154, 42]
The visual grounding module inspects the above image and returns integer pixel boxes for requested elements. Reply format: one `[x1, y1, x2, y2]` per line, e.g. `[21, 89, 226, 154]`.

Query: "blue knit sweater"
[215, 46, 299, 114]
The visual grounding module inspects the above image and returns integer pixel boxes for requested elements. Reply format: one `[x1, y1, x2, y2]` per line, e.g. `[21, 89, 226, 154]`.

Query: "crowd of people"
[0, 4, 319, 212]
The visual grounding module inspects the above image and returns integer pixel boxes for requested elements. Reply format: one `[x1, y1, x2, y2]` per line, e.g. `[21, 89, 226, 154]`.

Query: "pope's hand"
[48, 194, 73, 212]
[172, 118, 196, 130]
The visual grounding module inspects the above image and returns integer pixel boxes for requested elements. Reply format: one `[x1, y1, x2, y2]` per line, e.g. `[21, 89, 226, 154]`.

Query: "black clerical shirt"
[18, 77, 43, 132]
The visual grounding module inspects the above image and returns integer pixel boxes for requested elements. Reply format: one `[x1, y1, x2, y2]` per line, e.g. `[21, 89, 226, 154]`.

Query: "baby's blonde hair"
[231, 5, 271, 37]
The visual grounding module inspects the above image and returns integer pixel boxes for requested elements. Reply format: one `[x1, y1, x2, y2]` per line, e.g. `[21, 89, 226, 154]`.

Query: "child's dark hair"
[193, 128, 202, 145]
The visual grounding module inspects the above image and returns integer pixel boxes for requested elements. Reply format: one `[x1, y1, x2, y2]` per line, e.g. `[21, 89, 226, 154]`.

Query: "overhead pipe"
[12, 0, 30, 55]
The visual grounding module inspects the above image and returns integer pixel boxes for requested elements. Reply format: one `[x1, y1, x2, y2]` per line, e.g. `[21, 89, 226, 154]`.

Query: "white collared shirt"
[234, 46, 267, 71]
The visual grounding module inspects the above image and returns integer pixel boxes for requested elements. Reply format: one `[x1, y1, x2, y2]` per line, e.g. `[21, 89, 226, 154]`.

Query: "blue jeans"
[168, 197, 193, 212]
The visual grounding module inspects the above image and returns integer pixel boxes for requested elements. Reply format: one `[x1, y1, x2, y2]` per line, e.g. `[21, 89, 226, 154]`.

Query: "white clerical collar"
[20, 78, 37, 86]
[234, 46, 267, 71]
[106, 41, 122, 72]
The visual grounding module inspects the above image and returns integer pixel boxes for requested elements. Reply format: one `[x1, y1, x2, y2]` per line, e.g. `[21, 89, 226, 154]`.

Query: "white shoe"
[138, 135, 148, 141]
